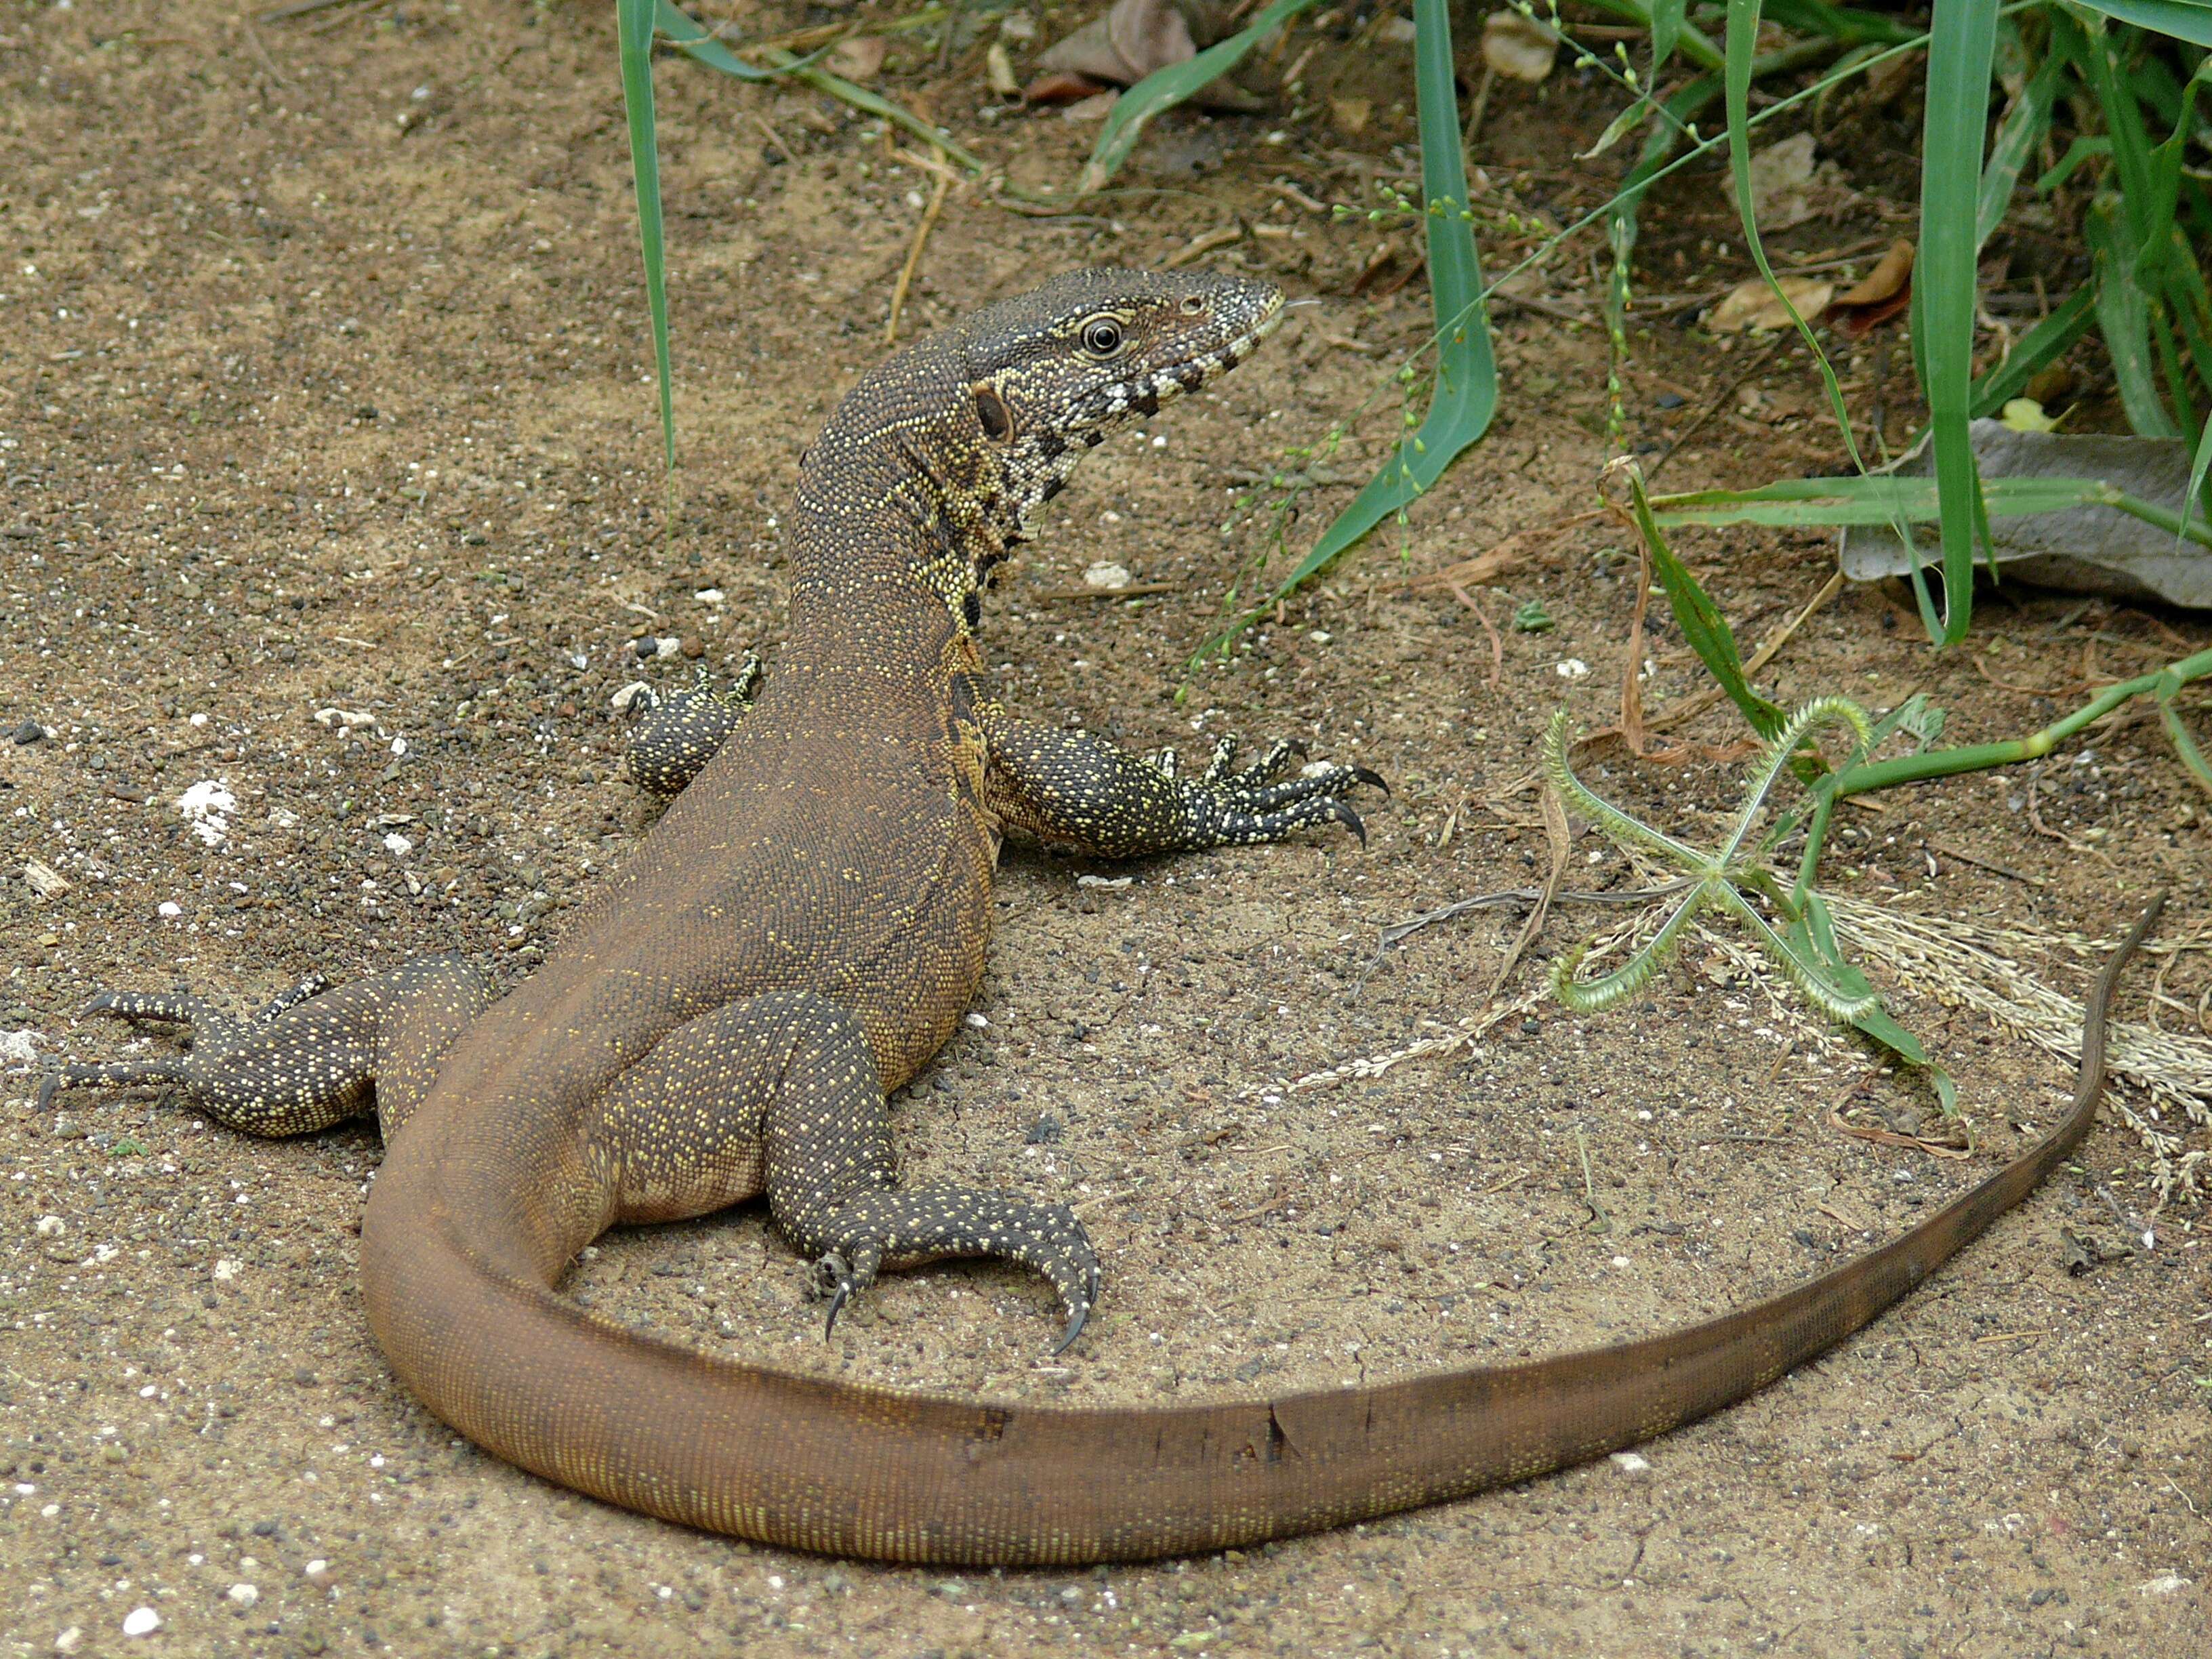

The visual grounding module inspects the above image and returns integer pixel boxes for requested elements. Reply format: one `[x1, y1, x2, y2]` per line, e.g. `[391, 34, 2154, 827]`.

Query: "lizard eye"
[1079, 316, 1125, 358]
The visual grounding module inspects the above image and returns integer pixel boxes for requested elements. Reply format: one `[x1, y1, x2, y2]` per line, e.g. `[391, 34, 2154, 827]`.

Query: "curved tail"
[359, 897, 2162, 1565]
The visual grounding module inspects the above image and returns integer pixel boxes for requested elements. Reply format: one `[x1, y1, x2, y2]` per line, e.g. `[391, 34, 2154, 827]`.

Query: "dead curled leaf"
[1023, 68, 1113, 104]
[1481, 9, 1558, 83]
[1708, 274, 1835, 334]
[1827, 238, 1916, 337]
[1836, 238, 1914, 306]
[1035, 0, 1263, 112]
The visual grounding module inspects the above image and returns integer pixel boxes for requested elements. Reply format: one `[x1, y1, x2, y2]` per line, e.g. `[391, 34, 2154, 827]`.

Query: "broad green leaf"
[1078, 0, 1319, 194]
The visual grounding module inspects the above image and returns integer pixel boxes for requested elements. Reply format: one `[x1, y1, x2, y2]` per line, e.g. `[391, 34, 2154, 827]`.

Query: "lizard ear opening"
[972, 384, 1015, 443]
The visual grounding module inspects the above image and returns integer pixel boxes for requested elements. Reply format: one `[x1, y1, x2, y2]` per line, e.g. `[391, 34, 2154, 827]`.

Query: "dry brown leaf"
[1062, 89, 1120, 121]
[1836, 238, 1915, 306]
[1481, 9, 1557, 82]
[1330, 96, 1370, 135]
[1023, 68, 1113, 104]
[1708, 274, 1834, 334]
[1107, 0, 1197, 78]
[1743, 132, 1816, 224]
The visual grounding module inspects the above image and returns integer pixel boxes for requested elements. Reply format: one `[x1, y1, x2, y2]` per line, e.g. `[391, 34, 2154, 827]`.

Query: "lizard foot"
[801, 1193, 1101, 1355]
[624, 654, 763, 796]
[1170, 734, 1387, 849]
[37, 977, 329, 1109]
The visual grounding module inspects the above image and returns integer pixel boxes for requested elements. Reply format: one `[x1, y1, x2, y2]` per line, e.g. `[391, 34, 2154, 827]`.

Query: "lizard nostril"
[1179, 295, 1207, 315]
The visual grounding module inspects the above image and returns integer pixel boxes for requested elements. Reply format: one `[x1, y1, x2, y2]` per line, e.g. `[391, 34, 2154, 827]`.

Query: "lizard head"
[954, 266, 1285, 533]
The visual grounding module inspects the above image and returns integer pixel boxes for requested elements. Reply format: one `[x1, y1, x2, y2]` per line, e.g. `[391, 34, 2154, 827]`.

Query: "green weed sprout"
[1544, 696, 1878, 1023]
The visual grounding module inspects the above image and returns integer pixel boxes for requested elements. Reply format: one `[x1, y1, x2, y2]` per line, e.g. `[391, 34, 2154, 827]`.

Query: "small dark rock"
[14, 720, 43, 745]
[1656, 391, 1687, 409]
[1024, 1113, 1063, 1145]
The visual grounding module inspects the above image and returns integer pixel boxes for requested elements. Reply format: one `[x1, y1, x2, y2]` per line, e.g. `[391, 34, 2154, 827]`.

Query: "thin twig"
[1378, 882, 1696, 952]
[1929, 840, 2047, 887]
[1447, 580, 1504, 691]
[750, 113, 797, 165]
[240, 14, 295, 91]
[260, 0, 362, 19]
[1647, 332, 1788, 483]
[885, 153, 953, 346]
[1471, 785, 1570, 1014]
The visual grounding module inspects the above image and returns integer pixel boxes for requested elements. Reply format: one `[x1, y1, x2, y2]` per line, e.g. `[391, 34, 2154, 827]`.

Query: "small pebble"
[228, 1583, 260, 1607]
[14, 719, 43, 744]
[121, 1608, 161, 1637]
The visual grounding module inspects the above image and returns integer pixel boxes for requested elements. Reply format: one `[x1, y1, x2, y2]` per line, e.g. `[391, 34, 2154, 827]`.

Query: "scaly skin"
[47, 270, 2161, 1564]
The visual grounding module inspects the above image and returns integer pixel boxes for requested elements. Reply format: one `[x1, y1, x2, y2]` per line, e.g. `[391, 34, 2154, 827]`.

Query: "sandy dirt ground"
[2, 1, 2208, 1655]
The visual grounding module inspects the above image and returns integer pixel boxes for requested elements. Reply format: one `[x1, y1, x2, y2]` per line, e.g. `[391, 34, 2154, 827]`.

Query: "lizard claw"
[1046, 1256, 1103, 1356]
[1050, 1298, 1090, 1357]
[1349, 765, 1390, 799]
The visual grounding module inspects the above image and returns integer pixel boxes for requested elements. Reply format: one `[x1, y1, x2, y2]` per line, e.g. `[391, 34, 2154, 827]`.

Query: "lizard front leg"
[40, 954, 490, 1143]
[624, 651, 763, 796]
[982, 711, 1385, 859]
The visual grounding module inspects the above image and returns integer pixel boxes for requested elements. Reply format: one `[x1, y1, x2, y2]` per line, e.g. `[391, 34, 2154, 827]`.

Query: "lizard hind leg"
[595, 989, 1099, 1351]
[41, 954, 489, 1143]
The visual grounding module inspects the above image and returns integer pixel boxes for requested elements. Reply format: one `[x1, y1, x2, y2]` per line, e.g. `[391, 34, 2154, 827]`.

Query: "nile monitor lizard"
[47, 268, 2161, 1565]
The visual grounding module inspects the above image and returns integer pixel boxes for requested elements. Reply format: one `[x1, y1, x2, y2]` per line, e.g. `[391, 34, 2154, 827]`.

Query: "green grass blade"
[1629, 470, 1786, 739]
[1969, 282, 2097, 416]
[1581, 0, 1725, 70]
[1652, 0, 1687, 67]
[1078, 0, 1319, 193]
[1793, 895, 1958, 1113]
[1761, 0, 1923, 45]
[653, 0, 814, 81]
[770, 51, 985, 170]
[2186, 415, 2212, 540]
[2086, 192, 2184, 436]
[655, 1, 982, 170]
[2068, 0, 2212, 48]
[1721, 0, 1863, 464]
[1978, 40, 2067, 249]
[1917, 0, 2001, 642]
[619, 0, 676, 472]
[1253, 0, 1495, 604]
[1723, 0, 1924, 628]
